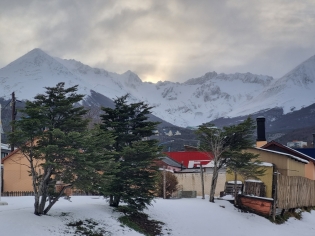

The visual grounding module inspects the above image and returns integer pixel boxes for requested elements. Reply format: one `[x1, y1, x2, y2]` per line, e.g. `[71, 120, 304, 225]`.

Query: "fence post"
[200, 164, 205, 199]
[163, 166, 166, 199]
[273, 170, 279, 221]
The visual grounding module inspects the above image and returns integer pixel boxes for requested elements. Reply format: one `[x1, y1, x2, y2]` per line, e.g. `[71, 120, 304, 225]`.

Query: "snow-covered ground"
[0, 196, 314, 236]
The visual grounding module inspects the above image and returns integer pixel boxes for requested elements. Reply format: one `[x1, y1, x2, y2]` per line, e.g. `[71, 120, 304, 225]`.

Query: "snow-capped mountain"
[228, 55, 315, 117]
[1, 48, 315, 128]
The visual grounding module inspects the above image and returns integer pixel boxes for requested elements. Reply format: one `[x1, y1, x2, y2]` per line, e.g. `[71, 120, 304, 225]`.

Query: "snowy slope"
[1, 196, 315, 236]
[1, 48, 315, 127]
[229, 55, 315, 117]
[0, 48, 91, 98]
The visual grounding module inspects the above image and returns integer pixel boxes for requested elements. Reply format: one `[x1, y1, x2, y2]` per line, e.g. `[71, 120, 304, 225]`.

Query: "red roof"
[165, 151, 213, 168]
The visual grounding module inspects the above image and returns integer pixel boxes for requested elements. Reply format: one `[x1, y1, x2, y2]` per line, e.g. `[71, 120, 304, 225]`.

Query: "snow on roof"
[1, 143, 10, 150]
[245, 179, 263, 183]
[196, 160, 215, 168]
[255, 147, 309, 164]
[243, 195, 273, 201]
[258, 162, 273, 167]
[227, 181, 242, 184]
[158, 168, 174, 173]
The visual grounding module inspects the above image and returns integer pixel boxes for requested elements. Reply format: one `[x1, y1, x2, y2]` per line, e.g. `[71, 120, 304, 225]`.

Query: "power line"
[0, 100, 11, 111]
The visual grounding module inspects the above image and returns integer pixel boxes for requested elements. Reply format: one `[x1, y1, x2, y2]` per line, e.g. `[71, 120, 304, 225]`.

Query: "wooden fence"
[244, 181, 266, 197]
[277, 175, 315, 209]
[224, 182, 243, 195]
[2, 191, 34, 197]
[1, 190, 97, 197]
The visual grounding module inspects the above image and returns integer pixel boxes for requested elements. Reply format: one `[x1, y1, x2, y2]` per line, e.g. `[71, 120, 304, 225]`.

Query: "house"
[226, 117, 309, 198]
[239, 147, 309, 198]
[248, 146, 308, 177]
[1, 148, 38, 192]
[164, 151, 214, 170]
[164, 151, 226, 197]
[287, 140, 307, 148]
[227, 118, 315, 214]
[155, 156, 184, 172]
[261, 140, 315, 180]
[1, 143, 11, 159]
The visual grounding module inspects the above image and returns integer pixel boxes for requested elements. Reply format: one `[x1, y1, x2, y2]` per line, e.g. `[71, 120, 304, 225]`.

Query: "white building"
[287, 140, 307, 148]
[1, 143, 10, 159]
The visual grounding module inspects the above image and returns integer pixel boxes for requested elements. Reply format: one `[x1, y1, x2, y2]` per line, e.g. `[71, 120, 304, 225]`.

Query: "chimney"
[256, 117, 267, 147]
[313, 133, 315, 148]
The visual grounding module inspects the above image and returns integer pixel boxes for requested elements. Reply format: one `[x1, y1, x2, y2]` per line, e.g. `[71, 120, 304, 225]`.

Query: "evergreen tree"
[224, 118, 266, 203]
[226, 152, 266, 204]
[9, 83, 115, 215]
[74, 125, 117, 195]
[196, 117, 261, 203]
[100, 94, 161, 211]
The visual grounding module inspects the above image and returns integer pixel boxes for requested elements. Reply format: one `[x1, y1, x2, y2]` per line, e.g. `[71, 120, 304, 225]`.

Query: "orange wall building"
[2, 149, 40, 192]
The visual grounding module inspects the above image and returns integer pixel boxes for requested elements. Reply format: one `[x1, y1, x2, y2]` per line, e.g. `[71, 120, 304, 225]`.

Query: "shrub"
[156, 171, 178, 198]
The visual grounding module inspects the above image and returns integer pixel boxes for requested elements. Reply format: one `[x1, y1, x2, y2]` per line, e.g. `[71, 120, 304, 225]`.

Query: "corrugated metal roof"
[294, 148, 315, 160]
[159, 156, 183, 168]
[164, 151, 213, 168]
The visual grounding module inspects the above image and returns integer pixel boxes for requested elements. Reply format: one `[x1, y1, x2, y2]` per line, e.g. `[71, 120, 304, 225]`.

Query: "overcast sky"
[1, 0, 315, 83]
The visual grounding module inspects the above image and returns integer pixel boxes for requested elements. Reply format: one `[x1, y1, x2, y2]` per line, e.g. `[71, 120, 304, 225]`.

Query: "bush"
[156, 171, 178, 198]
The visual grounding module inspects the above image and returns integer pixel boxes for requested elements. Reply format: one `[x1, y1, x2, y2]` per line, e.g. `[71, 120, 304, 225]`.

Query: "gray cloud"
[1, 0, 315, 82]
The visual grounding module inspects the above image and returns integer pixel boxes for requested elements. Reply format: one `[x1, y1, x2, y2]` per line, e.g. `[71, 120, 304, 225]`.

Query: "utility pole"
[200, 163, 205, 199]
[0, 104, 8, 205]
[163, 166, 166, 199]
[273, 169, 279, 221]
[11, 92, 16, 152]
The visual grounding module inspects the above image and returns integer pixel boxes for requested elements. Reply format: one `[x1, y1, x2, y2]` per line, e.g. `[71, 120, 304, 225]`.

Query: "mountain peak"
[280, 54, 315, 86]
[122, 70, 142, 86]
[184, 71, 218, 85]
[4, 48, 54, 69]
[28, 48, 46, 54]
[20, 48, 51, 61]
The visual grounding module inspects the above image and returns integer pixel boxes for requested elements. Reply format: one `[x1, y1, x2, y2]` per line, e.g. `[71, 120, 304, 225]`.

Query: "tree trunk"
[44, 185, 71, 214]
[30, 158, 42, 216]
[209, 165, 219, 202]
[233, 171, 238, 206]
[34, 194, 41, 215]
[109, 195, 114, 206]
[32, 166, 55, 215]
[110, 195, 121, 207]
[39, 183, 48, 214]
[34, 180, 48, 215]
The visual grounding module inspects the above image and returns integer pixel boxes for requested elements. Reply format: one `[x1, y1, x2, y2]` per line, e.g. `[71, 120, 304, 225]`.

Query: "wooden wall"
[226, 165, 274, 198]
[175, 171, 226, 197]
[277, 175, 315, 209]
[247, 148, 306, 177]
